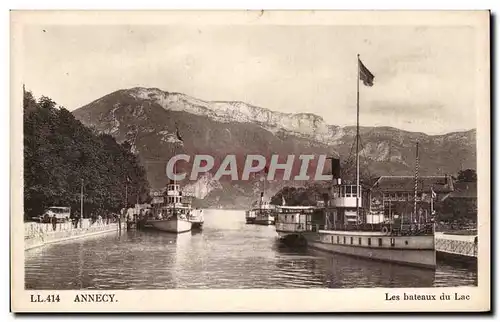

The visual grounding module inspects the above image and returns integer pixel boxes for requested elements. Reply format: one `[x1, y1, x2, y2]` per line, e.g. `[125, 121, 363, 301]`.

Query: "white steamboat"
[246, 192, 276, 225]
[276, 182, 436, 269]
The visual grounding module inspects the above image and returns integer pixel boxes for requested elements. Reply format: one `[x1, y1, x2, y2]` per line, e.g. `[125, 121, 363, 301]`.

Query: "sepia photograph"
[10, 10, 490, 312]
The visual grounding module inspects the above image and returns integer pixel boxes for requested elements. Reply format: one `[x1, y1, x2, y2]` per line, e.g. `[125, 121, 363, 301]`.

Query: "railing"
[435, 237, 478, 257]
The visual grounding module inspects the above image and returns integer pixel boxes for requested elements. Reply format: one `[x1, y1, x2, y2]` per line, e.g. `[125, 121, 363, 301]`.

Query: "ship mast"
[356, 54, 361, 224]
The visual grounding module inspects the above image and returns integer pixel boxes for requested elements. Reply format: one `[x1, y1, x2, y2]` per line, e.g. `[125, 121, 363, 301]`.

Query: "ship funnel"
[331, 157, 341, 185]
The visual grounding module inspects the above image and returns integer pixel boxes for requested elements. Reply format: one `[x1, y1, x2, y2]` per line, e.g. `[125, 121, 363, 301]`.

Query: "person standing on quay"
[51, 214, 57, 231]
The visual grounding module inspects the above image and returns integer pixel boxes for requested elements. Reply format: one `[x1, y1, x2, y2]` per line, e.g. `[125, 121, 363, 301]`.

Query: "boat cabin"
[154, 181, 193, 220]
[327, 184, 372, 228]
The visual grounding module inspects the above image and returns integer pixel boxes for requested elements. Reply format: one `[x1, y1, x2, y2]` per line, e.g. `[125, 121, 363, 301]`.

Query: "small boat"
[148, 180, 192, 234]
[254, 202, 276, 225]
[275, 205, 319, 244]
[246, 192, 276, 225]
[245, 209, 256, 224]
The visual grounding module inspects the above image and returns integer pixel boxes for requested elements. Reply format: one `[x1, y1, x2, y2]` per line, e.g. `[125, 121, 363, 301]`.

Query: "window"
[390, 238, 396, 247]
[405, 240, 409, 246]
[331, 236, 334, 244]
[358, 237, 362, 245]
[350, 237, 353, 245]
[368, 238, 371, 246]
[343, 236, 346, 244]
[337, 236, 340, 243]
[378, 238, 383, 247]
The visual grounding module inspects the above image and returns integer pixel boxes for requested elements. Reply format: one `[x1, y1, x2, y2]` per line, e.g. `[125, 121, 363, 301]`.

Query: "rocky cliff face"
[73, 87, 476, 208]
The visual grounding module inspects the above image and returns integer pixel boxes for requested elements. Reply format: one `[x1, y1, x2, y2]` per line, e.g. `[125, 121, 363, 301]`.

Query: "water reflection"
[25, 209, 477, 290]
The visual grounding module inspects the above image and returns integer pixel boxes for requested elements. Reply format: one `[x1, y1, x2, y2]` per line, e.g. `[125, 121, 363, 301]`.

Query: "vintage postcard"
[10, 10, 490, 312]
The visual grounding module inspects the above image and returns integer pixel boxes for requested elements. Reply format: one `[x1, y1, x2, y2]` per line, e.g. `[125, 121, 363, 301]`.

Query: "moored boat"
[275, 205, 319, 246]
[275, 182, 436, 269]
[246, 192, 276, 225]
[274, 55, 436, 269]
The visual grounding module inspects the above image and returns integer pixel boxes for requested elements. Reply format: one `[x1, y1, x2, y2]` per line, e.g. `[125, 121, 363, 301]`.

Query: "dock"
[435, 232, 477, 259]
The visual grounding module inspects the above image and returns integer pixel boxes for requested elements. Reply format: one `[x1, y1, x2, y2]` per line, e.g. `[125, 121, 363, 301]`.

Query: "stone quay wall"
[24, 219, 125, 250]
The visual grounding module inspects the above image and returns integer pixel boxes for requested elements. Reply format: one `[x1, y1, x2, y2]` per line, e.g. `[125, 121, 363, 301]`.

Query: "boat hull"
[149, 218, 192, 233]
[245, 217, 256, 224]
[307, 239, 436, 269]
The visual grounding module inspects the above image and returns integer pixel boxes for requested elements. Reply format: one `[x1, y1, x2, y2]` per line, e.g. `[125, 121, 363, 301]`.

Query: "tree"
[23, 89, 150, 220]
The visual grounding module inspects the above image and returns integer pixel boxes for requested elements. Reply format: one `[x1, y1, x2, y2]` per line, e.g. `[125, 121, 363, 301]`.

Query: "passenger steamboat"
[148, 180, 193, 233]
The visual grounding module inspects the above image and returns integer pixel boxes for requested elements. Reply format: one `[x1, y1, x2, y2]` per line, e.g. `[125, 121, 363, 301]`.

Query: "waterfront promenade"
[24, 219, 124, 250]
[435, 232, 478, 259]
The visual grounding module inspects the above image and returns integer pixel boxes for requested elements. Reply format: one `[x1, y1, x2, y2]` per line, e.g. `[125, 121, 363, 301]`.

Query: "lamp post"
[80, 178, 84, 228]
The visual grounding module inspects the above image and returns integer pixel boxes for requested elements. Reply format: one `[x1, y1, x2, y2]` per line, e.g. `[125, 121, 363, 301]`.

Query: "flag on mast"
[359, 58, 375, 87]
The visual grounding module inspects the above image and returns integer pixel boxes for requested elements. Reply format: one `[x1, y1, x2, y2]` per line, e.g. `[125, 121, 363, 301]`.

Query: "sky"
[23, 24, 479, 134]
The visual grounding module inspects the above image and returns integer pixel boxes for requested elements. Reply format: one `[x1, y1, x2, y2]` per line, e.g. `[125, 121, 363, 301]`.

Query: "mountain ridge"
[85, 86, 474, 137]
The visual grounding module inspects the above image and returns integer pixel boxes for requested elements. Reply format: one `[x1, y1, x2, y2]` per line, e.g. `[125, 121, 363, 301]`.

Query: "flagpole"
[356, 54, 360, 225]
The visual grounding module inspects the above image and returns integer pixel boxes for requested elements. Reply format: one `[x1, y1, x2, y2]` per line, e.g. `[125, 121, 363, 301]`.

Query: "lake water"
[25, 209, 477, 289]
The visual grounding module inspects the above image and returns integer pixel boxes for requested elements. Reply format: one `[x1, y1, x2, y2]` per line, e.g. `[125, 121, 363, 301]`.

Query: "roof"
[449, 182, 477, 199]
[277, 206, 318, 210]
[371, 175, 454, 193]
